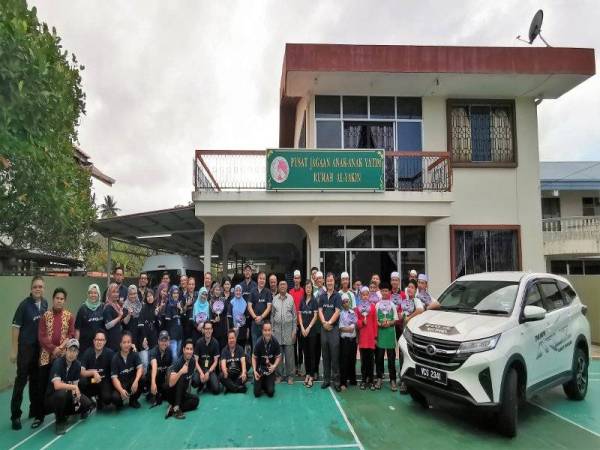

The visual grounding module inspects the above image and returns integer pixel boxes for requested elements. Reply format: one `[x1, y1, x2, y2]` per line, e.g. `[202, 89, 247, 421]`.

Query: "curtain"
[451, 107, 471, 162]
[490, 108, 513, 162]
[344, 123, 394, 189]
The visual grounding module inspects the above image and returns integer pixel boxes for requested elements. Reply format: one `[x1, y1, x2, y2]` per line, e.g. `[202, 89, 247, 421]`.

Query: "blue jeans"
[169, 340, 181, 361]
[139, 350, 149, 376]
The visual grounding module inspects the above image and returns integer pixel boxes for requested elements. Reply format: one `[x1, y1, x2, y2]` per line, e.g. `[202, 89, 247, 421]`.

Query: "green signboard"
[266, 149, 385, 191]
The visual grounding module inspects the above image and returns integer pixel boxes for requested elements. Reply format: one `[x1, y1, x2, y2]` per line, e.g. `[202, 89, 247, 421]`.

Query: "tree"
[99, 195, 120, 218]
[0, 0, 95, 257]
[85, 235, 152, 277]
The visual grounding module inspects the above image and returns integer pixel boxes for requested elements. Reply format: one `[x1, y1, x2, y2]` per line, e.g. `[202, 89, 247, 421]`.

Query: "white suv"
[399, 272, 591, 437]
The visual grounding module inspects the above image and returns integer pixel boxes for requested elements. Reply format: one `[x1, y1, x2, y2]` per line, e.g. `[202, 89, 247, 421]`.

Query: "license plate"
[415, 364, 447, 385]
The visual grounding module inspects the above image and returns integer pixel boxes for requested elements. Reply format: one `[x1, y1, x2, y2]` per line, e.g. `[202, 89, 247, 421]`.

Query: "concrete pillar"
[426, 219, 451, 297]
[203, 220, 218, 276]
[304, 220, 320, 275]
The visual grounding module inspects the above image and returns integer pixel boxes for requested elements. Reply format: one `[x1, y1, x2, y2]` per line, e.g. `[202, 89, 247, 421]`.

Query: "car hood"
[407, 310, 511, 342]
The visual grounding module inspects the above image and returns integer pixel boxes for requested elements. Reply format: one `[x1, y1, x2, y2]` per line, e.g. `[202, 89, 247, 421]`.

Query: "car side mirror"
[523, 305, 546, 322]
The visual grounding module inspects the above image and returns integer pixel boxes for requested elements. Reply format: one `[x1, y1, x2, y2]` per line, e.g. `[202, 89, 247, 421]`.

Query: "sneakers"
[129, 398, 141, 409]
[321, 382, 331, 389]
[164, 405, 174, 419]
[359, 382, 366, 390]
[399, 381, 408, 395]
[11, 418, 22, 430]
[174, 407, 185, 420]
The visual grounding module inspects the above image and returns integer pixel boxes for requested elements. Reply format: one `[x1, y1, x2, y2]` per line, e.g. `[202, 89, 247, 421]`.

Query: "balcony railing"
[194, 150, 452, 192]
[542, 216, 600, 240]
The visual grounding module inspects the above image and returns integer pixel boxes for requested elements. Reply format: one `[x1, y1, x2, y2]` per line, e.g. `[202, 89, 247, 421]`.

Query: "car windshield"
[438, 280, 519, 315]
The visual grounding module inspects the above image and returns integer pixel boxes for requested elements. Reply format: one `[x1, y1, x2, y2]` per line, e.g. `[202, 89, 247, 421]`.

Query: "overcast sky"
[31, 0, 600, 215]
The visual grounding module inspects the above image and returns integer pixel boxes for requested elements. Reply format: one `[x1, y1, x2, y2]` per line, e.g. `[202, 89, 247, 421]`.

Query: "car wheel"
[563, 347, 588, 401]
[407, 387, 429, 409]
[497, 368, 518, 438]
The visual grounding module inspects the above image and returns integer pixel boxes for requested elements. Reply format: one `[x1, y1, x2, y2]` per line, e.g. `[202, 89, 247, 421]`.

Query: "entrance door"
[350, 251, 398, 284]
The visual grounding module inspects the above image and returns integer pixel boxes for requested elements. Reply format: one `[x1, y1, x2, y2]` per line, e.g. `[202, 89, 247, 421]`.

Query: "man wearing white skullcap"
[338, 272, 356, 309]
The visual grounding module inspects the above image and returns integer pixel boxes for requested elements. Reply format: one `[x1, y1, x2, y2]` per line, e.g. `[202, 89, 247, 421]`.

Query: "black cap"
[158, 331, 170, 341]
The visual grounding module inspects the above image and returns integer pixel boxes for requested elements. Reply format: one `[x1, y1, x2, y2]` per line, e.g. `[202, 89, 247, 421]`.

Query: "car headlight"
[403, 327, 413, 345]
[457, 334, 500, 355]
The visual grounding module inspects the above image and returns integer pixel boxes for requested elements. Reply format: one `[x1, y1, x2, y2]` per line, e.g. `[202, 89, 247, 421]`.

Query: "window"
[448, 100, 516, 166]
[550, 260, 568, 275]
[582, 197, 600, 216]
[539, 282, 565, 311]
[318, 225, 426, 284]
[557, 281, 577, 305]
[451, 226, 520, 280]
[550, 259, 600, 275]
[525, 284, 544, 308]
[298, 113, 306, 148]
[541, 198, 561, 219]
[314, 96, 423, 190]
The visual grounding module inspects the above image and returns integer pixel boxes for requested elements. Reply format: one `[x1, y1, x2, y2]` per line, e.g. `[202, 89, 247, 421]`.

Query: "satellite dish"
[516, 9, 551, 47]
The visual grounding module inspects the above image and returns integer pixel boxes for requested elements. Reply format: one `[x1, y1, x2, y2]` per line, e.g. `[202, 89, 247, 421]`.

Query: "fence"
[194, 150, 452, 192]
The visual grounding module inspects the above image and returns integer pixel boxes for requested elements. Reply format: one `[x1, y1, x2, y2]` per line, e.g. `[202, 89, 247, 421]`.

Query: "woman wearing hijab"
[193, 287, 210, 343]
[123, 285, 143, 352]
[103, 283, 126, 352]
[229, 285, 248, 350]
[210, 283, 228, 350]
[75, 284, 104, 356]
[155, 282, 169, 331]
[139, 289, 160, 374]
[165, 285, 184, 360]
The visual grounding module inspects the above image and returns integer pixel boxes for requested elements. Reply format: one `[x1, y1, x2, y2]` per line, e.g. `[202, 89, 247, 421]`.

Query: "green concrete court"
[1, 361, 600, 450]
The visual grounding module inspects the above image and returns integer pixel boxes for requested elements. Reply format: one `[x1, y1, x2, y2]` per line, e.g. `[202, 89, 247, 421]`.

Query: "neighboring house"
[190, 43, 595, 295]
[541, 161, 600, 275]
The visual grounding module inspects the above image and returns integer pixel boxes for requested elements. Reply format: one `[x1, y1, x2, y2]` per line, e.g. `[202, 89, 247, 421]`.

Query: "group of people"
[9, 265, 438, 435]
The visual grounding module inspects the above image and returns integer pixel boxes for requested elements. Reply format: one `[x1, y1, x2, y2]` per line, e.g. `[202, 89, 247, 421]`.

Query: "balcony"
[543, 216, 600, 256]
[194, 150, 452, 192]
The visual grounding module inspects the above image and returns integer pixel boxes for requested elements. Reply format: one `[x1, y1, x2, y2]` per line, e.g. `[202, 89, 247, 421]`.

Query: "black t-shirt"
[220, 344, 244, 377]
[47, 356, 81, 396]
[111, 351, 142, 388]
[80, 346, 114, 381]
[318, 291, 342, 325]
[170, 355, 195, 384]
[299, 297, 319, 337]
[165, 301, 183, 341]
[250, 288, 272, 318]
[12, 296, 48, 346]
[149, 346, 172, 378]
[75, 304, 104, 354]
[253, 336, 281, 374]
[102, 304, 123, 352]
[240, 279, 258, 302]
[195, 337, 220, 372]
[182, 290, 197, 322]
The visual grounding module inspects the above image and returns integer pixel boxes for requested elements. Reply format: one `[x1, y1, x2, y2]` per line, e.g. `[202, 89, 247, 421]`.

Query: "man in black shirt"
[318, 273, 342, 392]
[193, 322, 221, 395]
[110, 331, 143, 409]
[220, 330, 248, 394]
[10, 275, 49, 430]
[79, 330, 114, 409]
[45, 339, 93, 435]
[248, 272, 273, 348]
[165, 339, 200, 419]
[240, 264, 257, 302]
[102, 266, 128, 303]
[146, 331, 172, 406]
[252, 322, 282, 398]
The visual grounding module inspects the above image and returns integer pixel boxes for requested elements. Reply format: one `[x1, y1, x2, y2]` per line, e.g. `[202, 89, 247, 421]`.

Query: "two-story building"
[541, 161, 600, 275]
[190, 43, 595, 295]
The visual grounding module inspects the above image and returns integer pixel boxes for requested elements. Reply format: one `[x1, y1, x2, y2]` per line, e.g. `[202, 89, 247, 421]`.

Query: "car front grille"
[407, 333, 470, 371]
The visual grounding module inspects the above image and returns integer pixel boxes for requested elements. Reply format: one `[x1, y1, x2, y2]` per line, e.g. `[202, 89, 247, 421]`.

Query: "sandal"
[374, 379, 382, 390]
[360, 382, 366, 390]
[307, 378, 313, 388]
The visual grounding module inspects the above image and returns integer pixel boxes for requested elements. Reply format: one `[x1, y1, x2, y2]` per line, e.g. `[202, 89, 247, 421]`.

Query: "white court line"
[8, 419, 56, 450]
[39, 419, 84, 450]
[187, 445, 359, 450]
[531, 402, 600, 438]
[328, 387, 365, 450]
